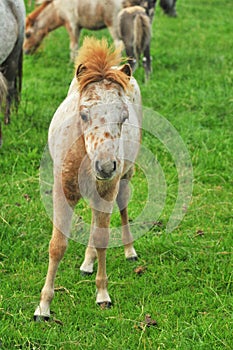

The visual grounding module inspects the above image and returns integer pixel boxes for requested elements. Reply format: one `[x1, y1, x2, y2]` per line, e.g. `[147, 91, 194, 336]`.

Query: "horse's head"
[77, 64, 132, 181]
[23, 16, 43, 54]
[23, 1, 55, 54]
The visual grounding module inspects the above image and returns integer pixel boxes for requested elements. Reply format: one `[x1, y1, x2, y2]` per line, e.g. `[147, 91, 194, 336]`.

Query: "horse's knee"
[49, 235, 67, 260]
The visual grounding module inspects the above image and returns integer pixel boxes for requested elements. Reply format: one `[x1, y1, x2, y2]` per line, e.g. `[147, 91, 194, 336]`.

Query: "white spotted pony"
[34, 37, 142, 320]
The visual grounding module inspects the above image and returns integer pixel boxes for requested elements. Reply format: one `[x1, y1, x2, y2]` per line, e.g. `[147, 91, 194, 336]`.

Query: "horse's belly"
[76, 0, 121, 29]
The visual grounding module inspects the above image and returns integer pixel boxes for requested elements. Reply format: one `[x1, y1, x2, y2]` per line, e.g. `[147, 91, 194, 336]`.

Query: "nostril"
[95, 160, 101, 173]
[95, 159, 117, 178]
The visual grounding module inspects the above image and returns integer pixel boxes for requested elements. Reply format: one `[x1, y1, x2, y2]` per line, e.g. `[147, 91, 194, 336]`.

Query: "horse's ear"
[120, 63, 132, 77]
[26, 16, 34, 26]
[76, 64, 87, 80]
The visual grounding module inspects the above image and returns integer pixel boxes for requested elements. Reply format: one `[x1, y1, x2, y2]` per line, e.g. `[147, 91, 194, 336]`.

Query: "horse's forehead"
[88, 104, 125, 130]
[81, 81, 125, 105]
[80, 83, 127, 124]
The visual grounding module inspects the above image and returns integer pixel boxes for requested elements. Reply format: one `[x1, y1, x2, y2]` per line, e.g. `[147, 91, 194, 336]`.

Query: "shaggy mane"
[75, 37, 131, 93]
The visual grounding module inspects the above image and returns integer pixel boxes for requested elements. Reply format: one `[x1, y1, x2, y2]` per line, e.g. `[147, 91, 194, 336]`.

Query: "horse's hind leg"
[143, 44, 152, 82]
[117, 177, 138, 261]
[34, 181, 74, 321]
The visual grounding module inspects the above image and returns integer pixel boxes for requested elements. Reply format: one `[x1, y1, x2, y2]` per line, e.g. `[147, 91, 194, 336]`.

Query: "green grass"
[0, 0, 233, 349]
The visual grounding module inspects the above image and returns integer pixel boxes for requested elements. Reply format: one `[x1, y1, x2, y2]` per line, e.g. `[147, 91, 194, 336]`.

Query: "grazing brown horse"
[34, 37, 142, 320]
[0, 0, 25, 144]
[117, 5, 152, 80]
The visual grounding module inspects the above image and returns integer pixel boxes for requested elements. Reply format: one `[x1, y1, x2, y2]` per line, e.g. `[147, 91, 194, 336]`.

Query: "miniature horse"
[34, 37, 142, 320]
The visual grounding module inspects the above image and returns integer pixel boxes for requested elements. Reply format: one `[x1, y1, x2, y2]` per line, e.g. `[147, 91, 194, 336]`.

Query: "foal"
[34, 37, 142, 320]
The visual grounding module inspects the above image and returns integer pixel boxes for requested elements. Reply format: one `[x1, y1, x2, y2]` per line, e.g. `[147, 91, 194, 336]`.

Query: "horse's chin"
[23, 44, 40, 55]
[95, 172, 116, 182]
[23, 48, 35, 55]
[95, 176, 114, 182]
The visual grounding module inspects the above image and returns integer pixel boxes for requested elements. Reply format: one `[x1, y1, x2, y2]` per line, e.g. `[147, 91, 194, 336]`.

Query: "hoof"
[80, 270, 93, 276]
[97, 301, 112, 309]
[126, 256, 138, 261]
[33, 315, 50, 322]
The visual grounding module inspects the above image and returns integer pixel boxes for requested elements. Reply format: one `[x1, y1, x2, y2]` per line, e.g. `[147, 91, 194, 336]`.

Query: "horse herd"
[0, 0, 177, 321]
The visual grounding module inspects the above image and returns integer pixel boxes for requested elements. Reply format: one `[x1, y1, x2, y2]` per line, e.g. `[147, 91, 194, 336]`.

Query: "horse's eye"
[25, 32, 31, 39]
[80, 111, 89, 122]
[122, 109, 129, 123]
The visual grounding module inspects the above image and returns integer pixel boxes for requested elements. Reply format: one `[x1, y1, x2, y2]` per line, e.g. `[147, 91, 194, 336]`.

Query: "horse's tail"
[133, 12, 151, 62]
[0, 72, 7, 146]
[16, 48, 23, 108]
[0, 72, 7, 106]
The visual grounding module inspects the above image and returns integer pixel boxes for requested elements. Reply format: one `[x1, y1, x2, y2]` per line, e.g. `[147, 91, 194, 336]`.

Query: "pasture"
[0, 0, 232, 348]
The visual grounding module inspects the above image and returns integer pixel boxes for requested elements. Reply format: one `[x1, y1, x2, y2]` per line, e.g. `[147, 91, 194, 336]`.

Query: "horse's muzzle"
[95, 159, 117, 180]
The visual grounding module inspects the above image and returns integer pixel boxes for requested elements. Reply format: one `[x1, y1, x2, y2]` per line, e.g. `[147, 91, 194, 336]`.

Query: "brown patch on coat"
[104, 132, 110, 138]
[62, 136, 86, 205]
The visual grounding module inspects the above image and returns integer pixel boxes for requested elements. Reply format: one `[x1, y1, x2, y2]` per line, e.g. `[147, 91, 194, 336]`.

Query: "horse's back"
[54, 0, 124, 28]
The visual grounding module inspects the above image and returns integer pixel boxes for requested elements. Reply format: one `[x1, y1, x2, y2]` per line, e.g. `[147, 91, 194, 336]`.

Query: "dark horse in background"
[159, 0, 177, 17]
[0, 0, 26, 144]
[123, 0, 177, 19]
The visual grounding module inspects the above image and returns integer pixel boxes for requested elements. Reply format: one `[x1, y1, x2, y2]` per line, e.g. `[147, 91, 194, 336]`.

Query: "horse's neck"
[38, 4, 64, 32]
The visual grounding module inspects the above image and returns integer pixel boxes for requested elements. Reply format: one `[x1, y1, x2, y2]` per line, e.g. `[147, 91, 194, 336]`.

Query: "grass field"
[0, 0, 232, 349]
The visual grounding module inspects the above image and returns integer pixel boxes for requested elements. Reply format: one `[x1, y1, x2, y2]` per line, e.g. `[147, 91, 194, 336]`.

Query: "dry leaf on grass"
[195, 229, 204, 236]
[134, 314, 158, 330]
[134, 266, 147, 275]
[145, 314, 158, 327]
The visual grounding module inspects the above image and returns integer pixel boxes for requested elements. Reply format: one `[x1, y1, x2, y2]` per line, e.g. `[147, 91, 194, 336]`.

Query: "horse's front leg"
[80, 234, 97, 275]
[117, 177, 138, 261]
[34, 181, 74, 321]
[91, 210, 111, 307]
[65, 22, 80, 61]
